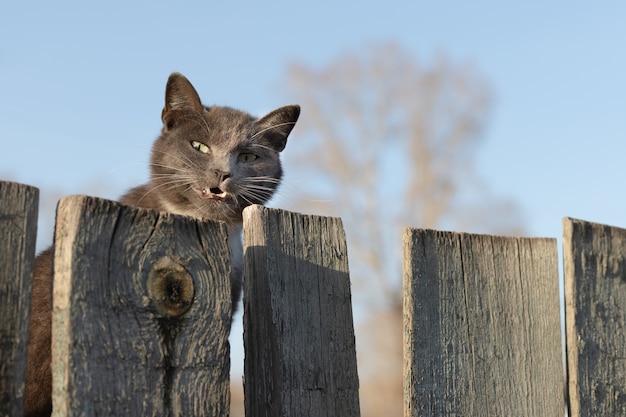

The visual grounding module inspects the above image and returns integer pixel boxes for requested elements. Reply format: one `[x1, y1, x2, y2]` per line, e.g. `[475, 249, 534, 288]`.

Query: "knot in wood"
[147, 256, 195, 318]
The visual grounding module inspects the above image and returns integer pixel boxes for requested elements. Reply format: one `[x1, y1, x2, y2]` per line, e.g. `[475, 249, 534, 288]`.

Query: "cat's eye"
[191, 140, 209, 154]
[239, 153, 258, 162]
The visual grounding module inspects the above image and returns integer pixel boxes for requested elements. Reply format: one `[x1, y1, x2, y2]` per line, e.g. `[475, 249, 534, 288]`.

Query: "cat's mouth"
[193, 186, 228, 201]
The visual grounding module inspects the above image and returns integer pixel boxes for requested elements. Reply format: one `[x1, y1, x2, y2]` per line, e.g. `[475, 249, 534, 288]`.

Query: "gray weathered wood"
[403, 229, 563, 416]
[563, 217, 626, 416]
[51, 195, 231, 417]
[242, 205, 360, 417]
[0, 181, 39, 416]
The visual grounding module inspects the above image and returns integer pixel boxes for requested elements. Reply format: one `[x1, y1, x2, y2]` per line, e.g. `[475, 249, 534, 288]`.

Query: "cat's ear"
[254, 104, 300, 152]
[161, 72, 204, 130]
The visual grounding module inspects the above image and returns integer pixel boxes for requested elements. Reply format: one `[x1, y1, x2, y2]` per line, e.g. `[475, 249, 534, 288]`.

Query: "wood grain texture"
[242, 205, 360, 417]
[0, 181, 39, 416]
[51, 195, 231, 417]
[564, 217, 626, 416]
[403, 229, 563, 417]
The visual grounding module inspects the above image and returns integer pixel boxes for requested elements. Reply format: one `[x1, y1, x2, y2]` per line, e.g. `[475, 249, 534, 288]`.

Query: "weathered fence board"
[403, 229, 563, 416]
[0, 181, 39, 416]
[563, 217, 626, 416]
[242, 205, 360, 417]
[51, 195, 232, 417]
[10, 175, 626, 417]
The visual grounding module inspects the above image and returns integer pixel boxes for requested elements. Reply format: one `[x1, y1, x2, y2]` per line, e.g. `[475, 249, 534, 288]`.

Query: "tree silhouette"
[284, 43, 524, 307]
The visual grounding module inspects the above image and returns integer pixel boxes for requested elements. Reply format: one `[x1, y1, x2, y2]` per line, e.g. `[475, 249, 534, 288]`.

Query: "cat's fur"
[24, 72, 300, 417]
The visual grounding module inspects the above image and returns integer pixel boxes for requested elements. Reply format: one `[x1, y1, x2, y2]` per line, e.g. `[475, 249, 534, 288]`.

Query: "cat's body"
[24, 73, 300, 417]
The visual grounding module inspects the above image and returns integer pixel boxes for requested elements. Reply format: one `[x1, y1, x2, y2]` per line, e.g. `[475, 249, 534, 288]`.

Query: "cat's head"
[150, 72, 300, 224]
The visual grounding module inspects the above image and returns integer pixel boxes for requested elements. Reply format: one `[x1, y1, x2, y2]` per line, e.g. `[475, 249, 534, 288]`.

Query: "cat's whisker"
[239, 179, 281, 193]
[237, 193, 256, 207]
[241, 183, 278, 191]
[240, 190, 275, 201]
[152, 177, 193, 187]
[150, 172, 194, 183]
[247, 188, 276, 194]
[266, 186, 299, 207]
[150, 169, 194, 177]
[174, 148, 203, 171]
[149, 150, 202, 172]
[240, 176, 282, 184]
[149, 162, 192, 174]
[238, 188, 274, 204]
[136, 177, 194, 203]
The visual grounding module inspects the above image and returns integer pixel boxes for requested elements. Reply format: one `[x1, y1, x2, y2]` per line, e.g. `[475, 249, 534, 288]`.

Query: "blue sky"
[2, 0, 625, 377]
[2, 1, 625, 243]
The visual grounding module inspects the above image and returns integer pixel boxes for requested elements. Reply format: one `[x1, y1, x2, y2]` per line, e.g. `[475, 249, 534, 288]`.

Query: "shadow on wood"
[242, 205, 361, 417]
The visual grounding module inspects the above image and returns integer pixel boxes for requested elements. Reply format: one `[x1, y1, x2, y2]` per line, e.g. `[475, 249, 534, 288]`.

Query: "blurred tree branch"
[283, 42, 524, 307]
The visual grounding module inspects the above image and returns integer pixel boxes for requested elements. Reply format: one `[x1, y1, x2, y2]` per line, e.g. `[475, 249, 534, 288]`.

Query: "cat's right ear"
[161, 72, 204, 130]
[254, 104, 301, 152]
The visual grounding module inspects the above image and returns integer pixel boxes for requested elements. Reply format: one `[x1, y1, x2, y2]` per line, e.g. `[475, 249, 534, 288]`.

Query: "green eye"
[239, 153, 258, 162]
[191, 141, 209, 154]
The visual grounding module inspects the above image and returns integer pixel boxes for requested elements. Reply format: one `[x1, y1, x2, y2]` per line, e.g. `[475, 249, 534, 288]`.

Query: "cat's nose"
[214, 170, 231, 183]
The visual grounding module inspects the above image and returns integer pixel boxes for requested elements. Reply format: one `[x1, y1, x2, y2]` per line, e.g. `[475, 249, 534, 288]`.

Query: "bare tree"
[281, 44, 525, 416]
[283, 43, 524, 307]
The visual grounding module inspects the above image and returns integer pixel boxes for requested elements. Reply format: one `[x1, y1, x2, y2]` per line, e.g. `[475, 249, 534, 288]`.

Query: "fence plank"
[403, 229, 563, 416]
[242, 205, 360, 417]
[0, 181, 39, 416]
[51, 195, 232, 417]
[563, 217, 626, 416]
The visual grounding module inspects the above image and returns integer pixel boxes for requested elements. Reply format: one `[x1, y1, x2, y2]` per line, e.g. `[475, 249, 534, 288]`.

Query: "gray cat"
[24, 72, 300, 416]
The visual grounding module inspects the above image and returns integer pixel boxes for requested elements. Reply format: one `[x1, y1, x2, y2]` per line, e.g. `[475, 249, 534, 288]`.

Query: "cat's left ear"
[254, 105, 300, 152]
[162, 72, 204, 130]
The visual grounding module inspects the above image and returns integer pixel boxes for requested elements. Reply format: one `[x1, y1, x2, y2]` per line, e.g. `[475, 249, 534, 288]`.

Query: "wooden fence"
[1, 179, 625, 416]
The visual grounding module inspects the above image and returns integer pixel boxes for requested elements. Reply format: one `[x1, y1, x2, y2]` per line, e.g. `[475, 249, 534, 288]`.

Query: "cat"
[24, 72, 300, 417]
